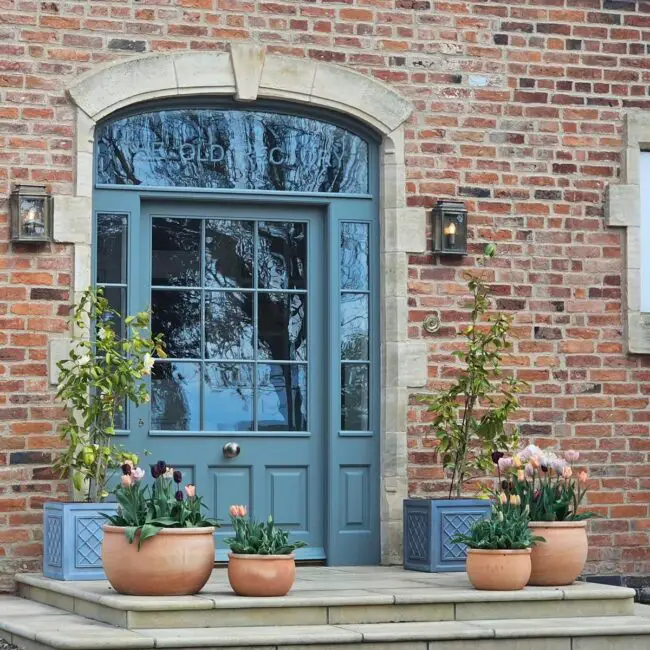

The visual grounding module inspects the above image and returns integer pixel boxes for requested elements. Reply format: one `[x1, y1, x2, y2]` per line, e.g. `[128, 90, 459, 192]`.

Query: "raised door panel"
[339, 466, 369, 530]
[265, 466, 308, 530]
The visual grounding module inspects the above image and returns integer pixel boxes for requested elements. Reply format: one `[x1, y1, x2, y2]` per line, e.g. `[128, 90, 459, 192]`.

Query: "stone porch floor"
[14, 566, 639, 626]
[3, 568, 650, 649]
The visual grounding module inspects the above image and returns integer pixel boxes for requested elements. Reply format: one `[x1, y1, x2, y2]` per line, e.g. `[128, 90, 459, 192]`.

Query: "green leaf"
[138, 523, 161, 550]
[72, 471, 84, 492]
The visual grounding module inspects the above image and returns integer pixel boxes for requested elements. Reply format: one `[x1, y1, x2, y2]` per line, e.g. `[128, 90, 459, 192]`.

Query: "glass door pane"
[150, 217, 309, 433]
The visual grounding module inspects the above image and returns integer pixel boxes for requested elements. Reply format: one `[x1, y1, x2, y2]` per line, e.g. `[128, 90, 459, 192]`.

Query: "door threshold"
[214, 559, 326, 569]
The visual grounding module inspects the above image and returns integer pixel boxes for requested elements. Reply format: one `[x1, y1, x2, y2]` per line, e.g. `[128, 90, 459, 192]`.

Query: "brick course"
[2, 0, 650, 588]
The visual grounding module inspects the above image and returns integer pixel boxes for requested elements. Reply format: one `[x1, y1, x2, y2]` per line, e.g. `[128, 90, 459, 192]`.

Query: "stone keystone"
[230, 43, 266, 102]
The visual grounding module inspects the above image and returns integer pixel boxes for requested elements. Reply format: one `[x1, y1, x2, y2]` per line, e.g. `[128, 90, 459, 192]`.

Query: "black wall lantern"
[9, 184, 53, 243]
[433, 199, 468, 255]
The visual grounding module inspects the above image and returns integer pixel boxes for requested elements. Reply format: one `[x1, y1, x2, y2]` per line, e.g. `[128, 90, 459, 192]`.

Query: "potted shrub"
[404, 245, 526, 572]
[225, 505, 307, 597]
[501, 445, 596, 586]
[452, 496, 543, 591]
[43, 288, 164, 581]
[102, 461, 218, 595]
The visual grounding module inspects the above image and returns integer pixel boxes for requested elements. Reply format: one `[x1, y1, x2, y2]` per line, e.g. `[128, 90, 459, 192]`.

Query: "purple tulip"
[175, 490, 184, 502]
[121, 463, 132, 476]
[173, 470, 182, 484]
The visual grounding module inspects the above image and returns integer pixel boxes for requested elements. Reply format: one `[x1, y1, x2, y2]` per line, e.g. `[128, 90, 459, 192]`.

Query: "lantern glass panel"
[442, 211, 466, 254]
[19, 197, 47, 239]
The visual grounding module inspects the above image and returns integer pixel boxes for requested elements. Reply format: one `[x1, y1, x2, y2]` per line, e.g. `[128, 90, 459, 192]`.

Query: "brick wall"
[1, 0, 650, 587]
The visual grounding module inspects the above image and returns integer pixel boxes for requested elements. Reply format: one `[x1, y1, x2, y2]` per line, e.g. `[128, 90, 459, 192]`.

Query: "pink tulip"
[498, 457, 513, 472]
[131, 467, 145, 482]
[564, 450, 580, 463]
[551, 458, 567, 474]
[120, 474, 133, 488]
[562, 466, 573, 480]
[184, 484, 196, 498]
[579, 471, 588, 485]
[524, 463, 534, 478]
[229, 504, 248, 518]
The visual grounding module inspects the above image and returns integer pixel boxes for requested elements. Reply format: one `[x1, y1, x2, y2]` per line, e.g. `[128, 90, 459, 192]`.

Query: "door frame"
[92, 184, 380, 565]
[60, 49, 426, 564]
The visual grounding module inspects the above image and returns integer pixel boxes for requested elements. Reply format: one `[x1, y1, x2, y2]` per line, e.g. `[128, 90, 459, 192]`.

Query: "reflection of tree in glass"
[258, 365, 307, 432]
[151, 363, 198, 431]
[258, 222, 306, 290]
[151, 290, 201, 359]
[152, 218, 201, 287]
[341, 366, 369, 431]
[340, 223, 369, 290]
[97, 109, 369, 193]
[341, 294, 368, 361]
[97, 214, 127, 285]
[150, 217, 308, 431]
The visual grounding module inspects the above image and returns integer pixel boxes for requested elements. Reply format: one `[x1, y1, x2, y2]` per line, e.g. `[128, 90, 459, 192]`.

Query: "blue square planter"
[43, 502, 119, 581]
[403, 498, 491, 572]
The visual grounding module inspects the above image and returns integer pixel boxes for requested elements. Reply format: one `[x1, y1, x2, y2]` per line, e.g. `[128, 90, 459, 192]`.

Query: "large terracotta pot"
[528, 521, 588, 586]
[102, 525, 215, 596]
[227, 553, 296, 597]
[466, 548, 531, 591]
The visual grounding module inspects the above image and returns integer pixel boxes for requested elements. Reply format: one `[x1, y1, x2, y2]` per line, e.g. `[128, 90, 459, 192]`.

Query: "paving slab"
[471, 615, 650, 638]
[339, 621, 493, 642]
[136, 624, 362, 647]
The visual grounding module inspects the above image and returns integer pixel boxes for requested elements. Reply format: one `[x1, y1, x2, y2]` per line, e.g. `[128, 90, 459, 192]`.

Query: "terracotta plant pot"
[528, 521, 588, 586]
[102, 525, 215, 596]
[227, 553, 296, 597]
[466, 548, 532, 591]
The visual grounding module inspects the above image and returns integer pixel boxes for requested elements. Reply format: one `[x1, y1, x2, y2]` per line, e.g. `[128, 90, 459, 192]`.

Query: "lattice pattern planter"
[403, 499, 491, 572]
[43, 502, 119, 581]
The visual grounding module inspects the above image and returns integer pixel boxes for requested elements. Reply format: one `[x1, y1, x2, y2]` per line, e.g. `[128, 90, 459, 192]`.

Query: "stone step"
[16, 570, 636, 629]
[2, 596, 650, 650]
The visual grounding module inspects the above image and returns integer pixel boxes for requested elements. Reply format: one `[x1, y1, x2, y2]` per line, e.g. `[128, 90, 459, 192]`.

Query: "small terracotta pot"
[527, 520, 588, 586]
[227, 553, 296, 597]
[466, 548, 532, 591]
[102, 525, 215, 596]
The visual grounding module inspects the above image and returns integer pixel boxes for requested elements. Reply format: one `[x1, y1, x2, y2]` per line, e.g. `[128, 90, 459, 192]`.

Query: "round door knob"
[223, 442, 240, 459]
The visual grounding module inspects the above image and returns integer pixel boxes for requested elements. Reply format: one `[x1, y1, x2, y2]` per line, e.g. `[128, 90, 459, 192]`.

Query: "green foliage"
[103, 463, 219, 549]
[54, 287, 165, 502]
[452, 502, 543, 550]
[424, 245, 525, 498]
[225, 513, 308, 555]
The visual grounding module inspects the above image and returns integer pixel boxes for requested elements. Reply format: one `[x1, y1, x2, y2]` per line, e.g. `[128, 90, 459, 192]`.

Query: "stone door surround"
[53, 43, 429, 564]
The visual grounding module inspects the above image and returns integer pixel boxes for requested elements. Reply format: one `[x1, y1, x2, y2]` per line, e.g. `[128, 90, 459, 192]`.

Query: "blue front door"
[142, 201, 326, 558]
[92, 103, 380, 565]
